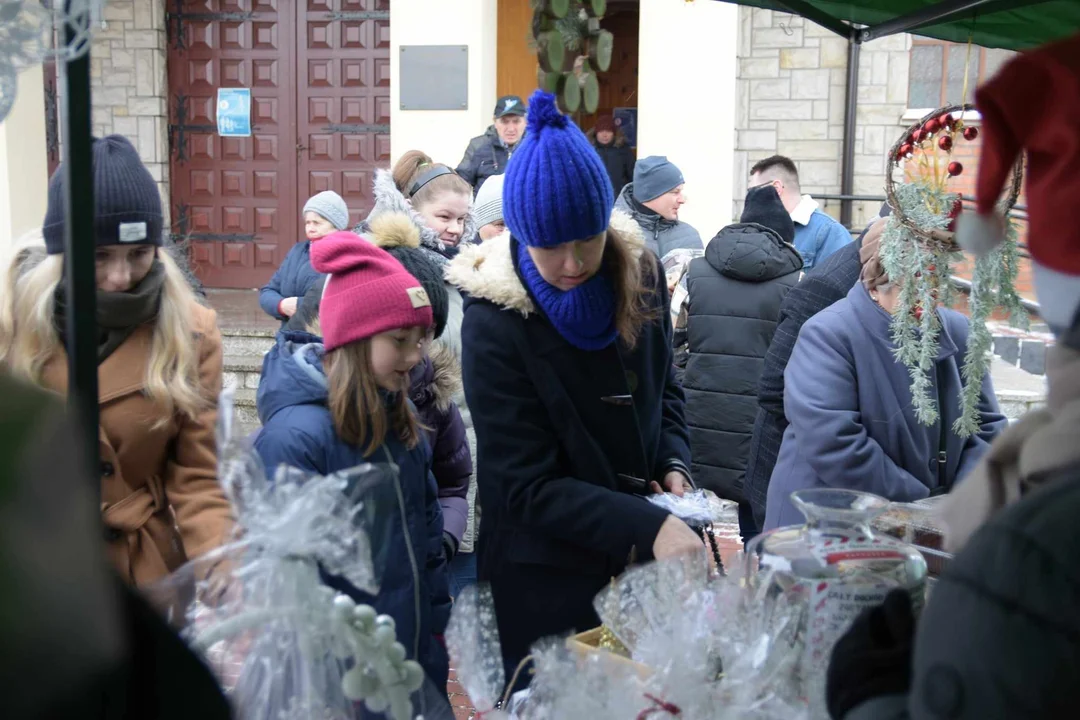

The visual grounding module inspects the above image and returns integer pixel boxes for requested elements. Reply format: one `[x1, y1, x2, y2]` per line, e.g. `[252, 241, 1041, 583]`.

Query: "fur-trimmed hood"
[445, 208, 646, 317]
[410, 340, 463, 413]
[354, 168, 477, 264]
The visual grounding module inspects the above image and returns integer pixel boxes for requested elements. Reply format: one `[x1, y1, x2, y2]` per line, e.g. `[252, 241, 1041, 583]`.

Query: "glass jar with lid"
[745, 489, 928, 716]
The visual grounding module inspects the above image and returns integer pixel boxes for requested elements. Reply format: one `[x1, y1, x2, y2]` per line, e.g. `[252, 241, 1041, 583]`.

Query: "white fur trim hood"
[358, 168, 478, 253]
[444, 208, 646, 317]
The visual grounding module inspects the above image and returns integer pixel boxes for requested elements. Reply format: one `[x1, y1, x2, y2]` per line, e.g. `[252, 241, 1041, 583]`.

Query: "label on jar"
[805, 579, 892, 669]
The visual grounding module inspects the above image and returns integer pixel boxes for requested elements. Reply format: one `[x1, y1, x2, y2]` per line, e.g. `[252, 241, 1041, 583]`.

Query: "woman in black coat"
[448, 90, 704, 686]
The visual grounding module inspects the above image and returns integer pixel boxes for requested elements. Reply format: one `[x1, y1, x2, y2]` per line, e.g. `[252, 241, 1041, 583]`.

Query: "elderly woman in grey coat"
[764, 225, 1008, 531]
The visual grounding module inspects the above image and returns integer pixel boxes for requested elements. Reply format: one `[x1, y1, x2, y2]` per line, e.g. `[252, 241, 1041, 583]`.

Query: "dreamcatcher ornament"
[882, 103, 1027, 436]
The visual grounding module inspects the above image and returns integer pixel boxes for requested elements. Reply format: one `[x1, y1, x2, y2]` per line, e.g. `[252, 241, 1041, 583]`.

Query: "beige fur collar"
[444, 208, 646, 317]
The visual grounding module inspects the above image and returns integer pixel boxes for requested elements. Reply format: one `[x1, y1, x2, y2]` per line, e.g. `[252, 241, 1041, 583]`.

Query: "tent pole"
[839, 38, 859, 230]
[60, 2, 101, 485]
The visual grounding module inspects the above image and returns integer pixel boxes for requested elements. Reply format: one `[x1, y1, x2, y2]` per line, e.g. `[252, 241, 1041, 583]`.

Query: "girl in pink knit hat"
[252, 229, 452, 713]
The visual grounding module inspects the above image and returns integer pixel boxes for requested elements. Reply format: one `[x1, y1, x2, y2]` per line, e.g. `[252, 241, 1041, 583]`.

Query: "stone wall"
[89, 0, 170, 223]
[733, 7, 913, 230]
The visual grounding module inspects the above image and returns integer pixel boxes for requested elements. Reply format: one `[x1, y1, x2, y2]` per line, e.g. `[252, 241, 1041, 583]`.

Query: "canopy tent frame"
[714, 0, 1062, 227]
[59, 3, 101, 489]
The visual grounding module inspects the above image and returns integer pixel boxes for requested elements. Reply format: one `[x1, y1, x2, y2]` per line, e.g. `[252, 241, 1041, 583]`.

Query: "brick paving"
[448, 669, 477, 720]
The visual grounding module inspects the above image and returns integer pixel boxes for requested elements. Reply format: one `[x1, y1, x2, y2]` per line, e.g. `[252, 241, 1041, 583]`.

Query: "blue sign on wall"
[216, 88, 251, 137]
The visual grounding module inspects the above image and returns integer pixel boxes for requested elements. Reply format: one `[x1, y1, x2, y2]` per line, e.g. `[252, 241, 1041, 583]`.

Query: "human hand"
[279, 297, 299, 317]
[652, 515, 715, 572]
[649, 471, 690, 498]
[826, 588, 915, 720]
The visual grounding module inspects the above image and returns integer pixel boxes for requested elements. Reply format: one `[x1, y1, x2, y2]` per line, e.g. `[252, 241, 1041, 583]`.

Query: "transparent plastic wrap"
[648, 490, 742, 574]
[145, 390, 447, 720]
[449, 556, 810, 719]
[445, 584, 509, 717]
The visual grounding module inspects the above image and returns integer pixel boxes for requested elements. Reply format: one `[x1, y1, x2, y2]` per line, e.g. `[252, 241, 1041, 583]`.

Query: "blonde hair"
[0, 239, 209, 426]
[392, 150, 472, 210]
[324, 339, 421, 456]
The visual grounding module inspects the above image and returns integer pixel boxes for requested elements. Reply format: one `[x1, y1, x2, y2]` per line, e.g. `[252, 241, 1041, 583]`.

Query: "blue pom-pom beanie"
[503, 90, 614, 248]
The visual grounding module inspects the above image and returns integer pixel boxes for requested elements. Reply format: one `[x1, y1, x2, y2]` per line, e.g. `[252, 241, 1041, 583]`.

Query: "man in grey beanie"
[614, 155, 702, 258]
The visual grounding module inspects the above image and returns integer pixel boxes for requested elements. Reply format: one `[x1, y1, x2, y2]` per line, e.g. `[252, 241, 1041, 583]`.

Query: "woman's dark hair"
[605, 225, 659, 350]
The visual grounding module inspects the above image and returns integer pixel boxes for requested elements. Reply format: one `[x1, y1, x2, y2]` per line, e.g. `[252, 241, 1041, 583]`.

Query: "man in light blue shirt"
[749, 155, 852, 271]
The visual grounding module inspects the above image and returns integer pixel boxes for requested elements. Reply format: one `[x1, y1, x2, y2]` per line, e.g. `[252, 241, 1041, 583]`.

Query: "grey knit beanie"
[633, 156, 685, 203]
[303, 190, 350, 231]
[473, 174, 504, 230]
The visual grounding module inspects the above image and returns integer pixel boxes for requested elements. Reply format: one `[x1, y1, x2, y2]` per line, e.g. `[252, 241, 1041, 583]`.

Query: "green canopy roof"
[715, 0, 1080, 50]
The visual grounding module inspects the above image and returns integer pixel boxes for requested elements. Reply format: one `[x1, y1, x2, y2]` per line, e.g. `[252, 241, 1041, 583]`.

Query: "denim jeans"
[448, 551, 477, 600]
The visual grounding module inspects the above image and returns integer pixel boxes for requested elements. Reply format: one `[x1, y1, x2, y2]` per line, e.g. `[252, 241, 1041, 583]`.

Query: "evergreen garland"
[881, 181, 1026, 436]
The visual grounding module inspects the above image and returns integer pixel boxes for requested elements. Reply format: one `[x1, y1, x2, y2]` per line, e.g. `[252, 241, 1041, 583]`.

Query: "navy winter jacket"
[764, 284, 1008, 530]
[252, 331, 452, 693]
[258, 241, 325, 326]
[409, 344, 471, 551]
[448, 220, 691, 684]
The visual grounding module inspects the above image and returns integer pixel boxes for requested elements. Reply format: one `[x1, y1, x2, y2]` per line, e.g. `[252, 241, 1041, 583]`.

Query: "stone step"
[222, 354, 264, 391]
[220, 328, 275, 357]
[229, 387, 260, 428]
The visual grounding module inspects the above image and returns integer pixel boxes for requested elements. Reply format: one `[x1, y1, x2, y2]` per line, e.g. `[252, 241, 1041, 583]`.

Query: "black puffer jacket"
[456, 126, 516, 194]
[683, 223, 802, 503]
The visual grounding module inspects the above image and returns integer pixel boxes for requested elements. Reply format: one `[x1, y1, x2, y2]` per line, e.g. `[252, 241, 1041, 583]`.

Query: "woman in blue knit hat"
[448, 90, 705, 687]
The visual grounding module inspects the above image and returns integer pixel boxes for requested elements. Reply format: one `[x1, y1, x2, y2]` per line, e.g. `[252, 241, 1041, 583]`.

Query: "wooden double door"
[168, 0, 390, 288]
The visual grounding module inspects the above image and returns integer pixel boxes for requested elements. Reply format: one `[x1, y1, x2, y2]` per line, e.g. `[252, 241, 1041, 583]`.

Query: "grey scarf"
[55, 260, 166, 363]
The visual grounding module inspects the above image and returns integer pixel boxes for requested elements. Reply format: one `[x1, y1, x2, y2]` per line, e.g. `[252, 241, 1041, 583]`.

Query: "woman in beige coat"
[0, 136, 233, 587]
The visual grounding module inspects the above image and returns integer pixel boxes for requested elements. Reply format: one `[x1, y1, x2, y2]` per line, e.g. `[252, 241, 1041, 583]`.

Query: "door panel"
[296, 0, 391, 229]
[168, 0, 390, 289]
[168, 0, 297, 289]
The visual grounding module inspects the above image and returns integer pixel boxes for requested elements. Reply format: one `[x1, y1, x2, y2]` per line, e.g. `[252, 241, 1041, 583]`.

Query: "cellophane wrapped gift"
[450, 553, 810, 719]
[445, 584, 509, 718]
[145, 390, 439, 720]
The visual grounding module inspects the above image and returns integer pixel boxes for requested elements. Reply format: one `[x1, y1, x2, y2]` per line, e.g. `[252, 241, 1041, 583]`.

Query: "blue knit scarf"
[516, 239, 618, 351]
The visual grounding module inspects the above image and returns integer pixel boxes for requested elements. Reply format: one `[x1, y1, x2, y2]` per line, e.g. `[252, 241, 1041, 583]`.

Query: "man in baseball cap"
[456, 95, 527, 194]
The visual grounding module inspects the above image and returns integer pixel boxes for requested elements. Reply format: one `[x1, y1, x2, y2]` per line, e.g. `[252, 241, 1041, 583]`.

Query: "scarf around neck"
[55, 260, 166, 363]
[514, 238, 618, 351]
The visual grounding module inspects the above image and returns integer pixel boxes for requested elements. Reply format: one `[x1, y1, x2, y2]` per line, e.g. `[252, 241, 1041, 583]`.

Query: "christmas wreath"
[882, 104, 1027, 437]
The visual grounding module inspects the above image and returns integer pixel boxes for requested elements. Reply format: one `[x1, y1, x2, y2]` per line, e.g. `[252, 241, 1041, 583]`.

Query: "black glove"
[826, 588, 915, 720]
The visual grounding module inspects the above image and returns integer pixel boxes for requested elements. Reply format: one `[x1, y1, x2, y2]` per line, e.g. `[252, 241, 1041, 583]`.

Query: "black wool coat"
[448, 215, 692, 684]
[683, 223, 802, 504]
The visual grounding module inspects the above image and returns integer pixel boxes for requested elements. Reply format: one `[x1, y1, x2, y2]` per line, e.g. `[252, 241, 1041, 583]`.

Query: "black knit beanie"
[285, 247, 449, 340]
[741, 184, 795, 247]
[42, 135, 163, 255]
[384, 247, 449, 340]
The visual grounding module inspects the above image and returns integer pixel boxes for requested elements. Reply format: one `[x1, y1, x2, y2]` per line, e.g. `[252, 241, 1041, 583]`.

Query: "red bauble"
[938, 135, 953, 151]
[941, 114, 957, 129]
[898, 143, 913, 159]
[948, 161, 963, 176]
[947, 199, 963, 230]
[924, 118, 941, 134]
[913, 129, 925, 143]
[963, 126, 979, 141]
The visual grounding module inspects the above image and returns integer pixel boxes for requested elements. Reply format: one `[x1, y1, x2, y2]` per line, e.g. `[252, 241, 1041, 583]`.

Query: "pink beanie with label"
[309, 231, 433, 351]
